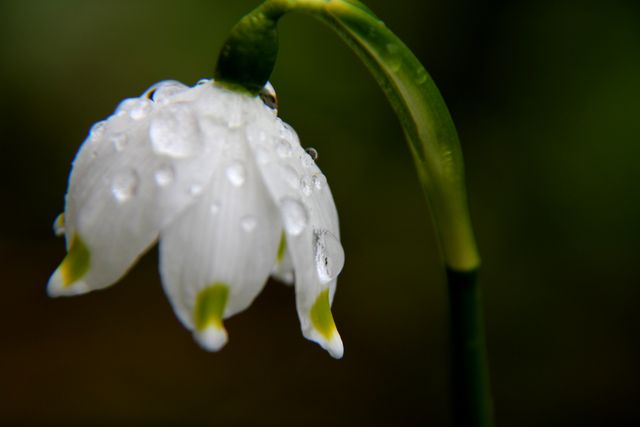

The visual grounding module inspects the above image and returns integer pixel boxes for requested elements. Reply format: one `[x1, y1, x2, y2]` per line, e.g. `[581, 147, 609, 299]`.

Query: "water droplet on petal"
[189, 184, 204, 196]
[196, 78, 212, 86]
[254, 147, 270, 165]
[117, 98, 152, 120]
[111, 133, 127, 151]
[312, 174, 326, 191]
[210, 202, 221, 214]
[278, 122, 295, 141]
[280, 197, 308, 236]
[314, 229, 345, 284]
[240, 215, 257, 232]
[227, 103, 243, 129]
[276, 140, 292, 158]
[154, 164, 175, 187]
[111, 169, 139, 203]
[146, 80, 189, 104]
[89, 121, 106, 141]
[300, 175, 313, 196]
[53, 213, 65, 237]
[280, 165, 300, 189]
[226, 161, 246, 187]
[305, 147, 318, 160]
[150, 103, 201, 158]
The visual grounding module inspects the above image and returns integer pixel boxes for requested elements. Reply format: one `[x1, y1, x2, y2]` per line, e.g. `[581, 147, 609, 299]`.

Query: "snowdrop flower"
[47, 79, 345, 358]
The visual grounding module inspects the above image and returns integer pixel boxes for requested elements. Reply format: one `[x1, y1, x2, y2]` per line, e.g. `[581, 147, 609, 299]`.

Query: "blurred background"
[1, 0, 639, 425]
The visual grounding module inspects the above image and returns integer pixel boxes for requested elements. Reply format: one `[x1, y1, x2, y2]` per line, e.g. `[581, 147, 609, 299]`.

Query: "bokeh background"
[1, 0, 639, 425]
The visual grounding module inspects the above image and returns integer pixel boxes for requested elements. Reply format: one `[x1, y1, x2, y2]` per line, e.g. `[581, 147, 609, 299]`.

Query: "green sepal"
[194, 283, 229, 331]
[61, 234, 91, 286]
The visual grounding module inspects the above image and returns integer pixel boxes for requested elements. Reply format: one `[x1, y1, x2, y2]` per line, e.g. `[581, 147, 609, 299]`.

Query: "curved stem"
[215, 1, 493, 425]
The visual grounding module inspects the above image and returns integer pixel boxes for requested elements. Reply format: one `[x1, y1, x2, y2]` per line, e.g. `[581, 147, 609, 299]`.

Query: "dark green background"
[1, 0, 639, 425]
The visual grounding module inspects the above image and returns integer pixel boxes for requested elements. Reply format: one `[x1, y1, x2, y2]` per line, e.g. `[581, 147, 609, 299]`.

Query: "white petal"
[159, 128, 281, 350]
[271, 233, 295, 285]
[246, 118, 345, 358]
[48, 84, 229, 297]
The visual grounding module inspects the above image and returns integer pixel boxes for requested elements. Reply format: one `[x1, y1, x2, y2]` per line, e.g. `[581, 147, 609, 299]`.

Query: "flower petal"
[271, 232, 295, 285]
[159, 131, 281, 351]
[48, 83, 228, 297]
[246, 118, 345, 358]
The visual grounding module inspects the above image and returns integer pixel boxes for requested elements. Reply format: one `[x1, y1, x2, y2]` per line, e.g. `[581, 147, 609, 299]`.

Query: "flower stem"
[215, 1, 494, 425]
[447, 267, 494, 427]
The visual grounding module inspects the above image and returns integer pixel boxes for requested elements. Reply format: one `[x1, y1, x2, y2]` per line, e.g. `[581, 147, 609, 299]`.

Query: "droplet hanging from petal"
[314, 229, 344, 284]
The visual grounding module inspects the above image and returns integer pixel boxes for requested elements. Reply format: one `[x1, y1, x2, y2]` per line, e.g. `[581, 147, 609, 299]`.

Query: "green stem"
[447, 268, 494, 427]
[215, 1, 494, 425]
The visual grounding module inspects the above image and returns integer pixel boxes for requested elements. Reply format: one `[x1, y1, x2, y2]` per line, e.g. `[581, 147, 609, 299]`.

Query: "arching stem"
[215, 1, 494, 425]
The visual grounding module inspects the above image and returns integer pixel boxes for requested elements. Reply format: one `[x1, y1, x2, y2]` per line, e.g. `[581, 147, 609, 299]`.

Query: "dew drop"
[276, 140, 292, 158]
[415, 67, 428, 85]
[154, 164, 175, 187]
[280, 197, 308, 236]
[189, 184, 204, 196]
[111, 169, 139, 203]
[278, 122, 295, 140]
[89, 121, 106, 141]
[111, 133, 127, 151]
[314, 229, 345, 284]
[240, 215, 257, 232]
[254, 147, 269, 165]
[280, 165, 300, 189]
[196, 78, 212, 86]
[312, 174, 326, 191]
[146, 81, 188, 104]
[305, 147, 318, 160]
[52, 213, 65, 237]
[117, 98, 152, 120]
[227, 105, 243, 129]
[150, 103, 201, 158]
[300, 175, 313, 196]
[226, 161, 246, 187]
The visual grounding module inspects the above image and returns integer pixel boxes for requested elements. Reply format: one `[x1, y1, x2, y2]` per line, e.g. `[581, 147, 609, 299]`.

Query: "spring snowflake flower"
[47, 79, 345, 358]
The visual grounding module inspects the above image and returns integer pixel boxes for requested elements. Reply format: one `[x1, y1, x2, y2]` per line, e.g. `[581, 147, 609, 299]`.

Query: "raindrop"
[240, 215, 257, 232]
[111, 133, 127, 151]
[117, 98, 152, 120]
[254, 147, 269, 165]
[154, 164, 175, 187]
[52, 213, 65, 237]
[226, 161, 246, 187]
[300, 175, 313, 196]
[227, 103, 243, 129]
[314, 229, 345, 284]
[276, 140, 292, 158]
[210, 202, 221, 214]
[246, 126, 267, 145]
[312, 174, 326, 191]
[415, 67, 428, 85]
[280, 197, 308, 236]
[196, 78, 212, 86]
[259, 82, 278, 112]
[280, 165, 300, 189]
[111, 169, 139, 203]
[305, 147, 318, 160]
[89, 121, 106, 141]
[145, 81, 188, 104]
[150, 103, 201, 158]
[189, 184, 204, 196]
[278, 122, 295, 141]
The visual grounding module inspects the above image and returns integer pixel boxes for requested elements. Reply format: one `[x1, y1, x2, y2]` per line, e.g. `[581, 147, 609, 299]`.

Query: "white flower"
[47, 79, 345, 358]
